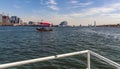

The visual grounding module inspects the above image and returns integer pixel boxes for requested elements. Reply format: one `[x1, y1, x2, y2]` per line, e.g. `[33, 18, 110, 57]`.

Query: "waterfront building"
[2, 15, 10, 23]
[10, 16, 21, 24]
[0, 14, 10, 23]
[59, 21, 68, 27]
[0, 14, 2, 22]
[19, 20, 23, 24]
[28, 21, 34, 25]
[10, 16, 17, 23]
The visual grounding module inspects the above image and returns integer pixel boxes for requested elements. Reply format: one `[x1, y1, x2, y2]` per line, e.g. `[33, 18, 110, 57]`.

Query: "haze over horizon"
[1, 0, 120, 26]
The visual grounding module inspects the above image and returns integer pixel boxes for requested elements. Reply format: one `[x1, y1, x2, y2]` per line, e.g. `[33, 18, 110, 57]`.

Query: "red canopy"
[40, 22, 51, 26]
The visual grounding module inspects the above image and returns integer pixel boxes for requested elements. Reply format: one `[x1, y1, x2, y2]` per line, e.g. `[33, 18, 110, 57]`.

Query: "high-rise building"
[0, 14, 2, 22]
[10, 16, 17, 23]
[94, 21, 96, 27]
[0, 14, 10, 23]
[10, 16, 21, 24]
[2, 16, 10, 23]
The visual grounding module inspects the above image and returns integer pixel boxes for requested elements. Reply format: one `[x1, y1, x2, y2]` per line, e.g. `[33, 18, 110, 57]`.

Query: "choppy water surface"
[0, 26, 120, 69]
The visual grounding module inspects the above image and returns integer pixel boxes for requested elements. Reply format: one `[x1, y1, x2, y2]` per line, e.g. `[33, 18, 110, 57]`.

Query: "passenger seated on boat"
[41, 27, 45, 30]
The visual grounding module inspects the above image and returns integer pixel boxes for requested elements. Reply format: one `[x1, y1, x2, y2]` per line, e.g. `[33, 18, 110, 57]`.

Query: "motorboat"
[36, 28, 53, 32]
[36, 22, 53, 32]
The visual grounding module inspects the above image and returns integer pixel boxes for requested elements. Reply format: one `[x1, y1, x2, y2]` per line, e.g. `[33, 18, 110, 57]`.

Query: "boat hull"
[36, 28, 53, 32]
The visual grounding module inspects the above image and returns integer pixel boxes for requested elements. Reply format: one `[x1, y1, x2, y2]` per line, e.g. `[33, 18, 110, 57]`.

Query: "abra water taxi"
[36, 22, 53, 32]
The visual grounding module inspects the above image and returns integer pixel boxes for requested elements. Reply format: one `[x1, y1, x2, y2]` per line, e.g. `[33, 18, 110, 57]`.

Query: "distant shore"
[1, 22, 120, 27]
[96, 24, 120, 27]
[0, 22, 13, 26]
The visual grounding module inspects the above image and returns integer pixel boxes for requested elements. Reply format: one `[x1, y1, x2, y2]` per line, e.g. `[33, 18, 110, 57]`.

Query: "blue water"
[0, 26, 120, 69]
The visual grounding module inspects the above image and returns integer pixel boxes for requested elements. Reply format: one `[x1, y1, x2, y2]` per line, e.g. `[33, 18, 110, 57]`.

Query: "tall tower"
[94, 21, 96, 27]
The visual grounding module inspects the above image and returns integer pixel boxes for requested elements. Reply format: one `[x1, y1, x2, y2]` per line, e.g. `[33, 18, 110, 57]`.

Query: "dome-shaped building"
[59, 21, 68, 27]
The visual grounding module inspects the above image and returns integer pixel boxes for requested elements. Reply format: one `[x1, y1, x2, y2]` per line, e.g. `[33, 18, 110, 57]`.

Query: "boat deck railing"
[0, 50, 120, 69]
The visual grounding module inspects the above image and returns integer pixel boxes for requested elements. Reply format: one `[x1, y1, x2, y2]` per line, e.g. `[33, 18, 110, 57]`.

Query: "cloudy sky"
[1, 0, 120, 26]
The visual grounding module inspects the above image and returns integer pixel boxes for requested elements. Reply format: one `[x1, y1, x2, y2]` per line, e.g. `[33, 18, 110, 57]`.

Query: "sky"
[1, 0, 120, 26]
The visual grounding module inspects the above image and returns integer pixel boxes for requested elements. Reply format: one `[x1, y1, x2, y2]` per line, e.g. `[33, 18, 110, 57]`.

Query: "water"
[0, 26, 120, 69]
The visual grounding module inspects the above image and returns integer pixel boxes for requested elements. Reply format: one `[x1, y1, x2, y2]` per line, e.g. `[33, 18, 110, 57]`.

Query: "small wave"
[40, 65, 59, 69]
[81, 28, 120, 40]
[0, 30, 10, 31]
[95, 31, 120, 40]
[81, 28, 97, 33]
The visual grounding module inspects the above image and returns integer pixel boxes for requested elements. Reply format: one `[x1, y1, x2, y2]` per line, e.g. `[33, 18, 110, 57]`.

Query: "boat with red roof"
[36, 22, 53, 32]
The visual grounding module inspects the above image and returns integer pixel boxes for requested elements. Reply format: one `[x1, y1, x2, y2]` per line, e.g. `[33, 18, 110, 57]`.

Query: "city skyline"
[1, 0, 120, 26]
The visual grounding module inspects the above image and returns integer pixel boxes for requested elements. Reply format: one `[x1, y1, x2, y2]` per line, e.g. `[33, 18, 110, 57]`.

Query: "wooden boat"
[36, 28, 53, 32]
[36, 21, 53, 32]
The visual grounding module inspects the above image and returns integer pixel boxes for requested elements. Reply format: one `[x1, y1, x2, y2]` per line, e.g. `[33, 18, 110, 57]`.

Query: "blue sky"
[1, 0, 120, 25]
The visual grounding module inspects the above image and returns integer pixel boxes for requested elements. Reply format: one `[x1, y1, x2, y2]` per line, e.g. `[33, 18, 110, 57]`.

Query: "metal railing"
[0, 50, 120, 69]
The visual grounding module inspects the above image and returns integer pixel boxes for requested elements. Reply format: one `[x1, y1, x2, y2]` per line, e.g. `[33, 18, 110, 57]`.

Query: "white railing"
[0, 50, 120, 69]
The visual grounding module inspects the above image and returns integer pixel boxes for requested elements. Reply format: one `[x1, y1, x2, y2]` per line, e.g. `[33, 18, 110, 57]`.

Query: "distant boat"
[36, 22, 53, 32]
[36, 27, 53, 32]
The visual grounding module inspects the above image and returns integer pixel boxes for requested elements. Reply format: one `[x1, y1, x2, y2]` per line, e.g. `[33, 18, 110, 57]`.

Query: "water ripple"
[0, 27, 119, 69]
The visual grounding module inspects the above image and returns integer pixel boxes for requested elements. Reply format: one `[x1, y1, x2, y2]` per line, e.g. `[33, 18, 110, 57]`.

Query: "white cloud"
[100, 13, 120, 19]
[45, 0, 59, 10]
[86, 3, 120, 16]
[79, 2, 93, 7]
[47, 0, 57, 5]
[70, 0, 78, 4]
[69, 0, 93, 8]
[47, 5, 59, 10]
[68, 3, 120, 17]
